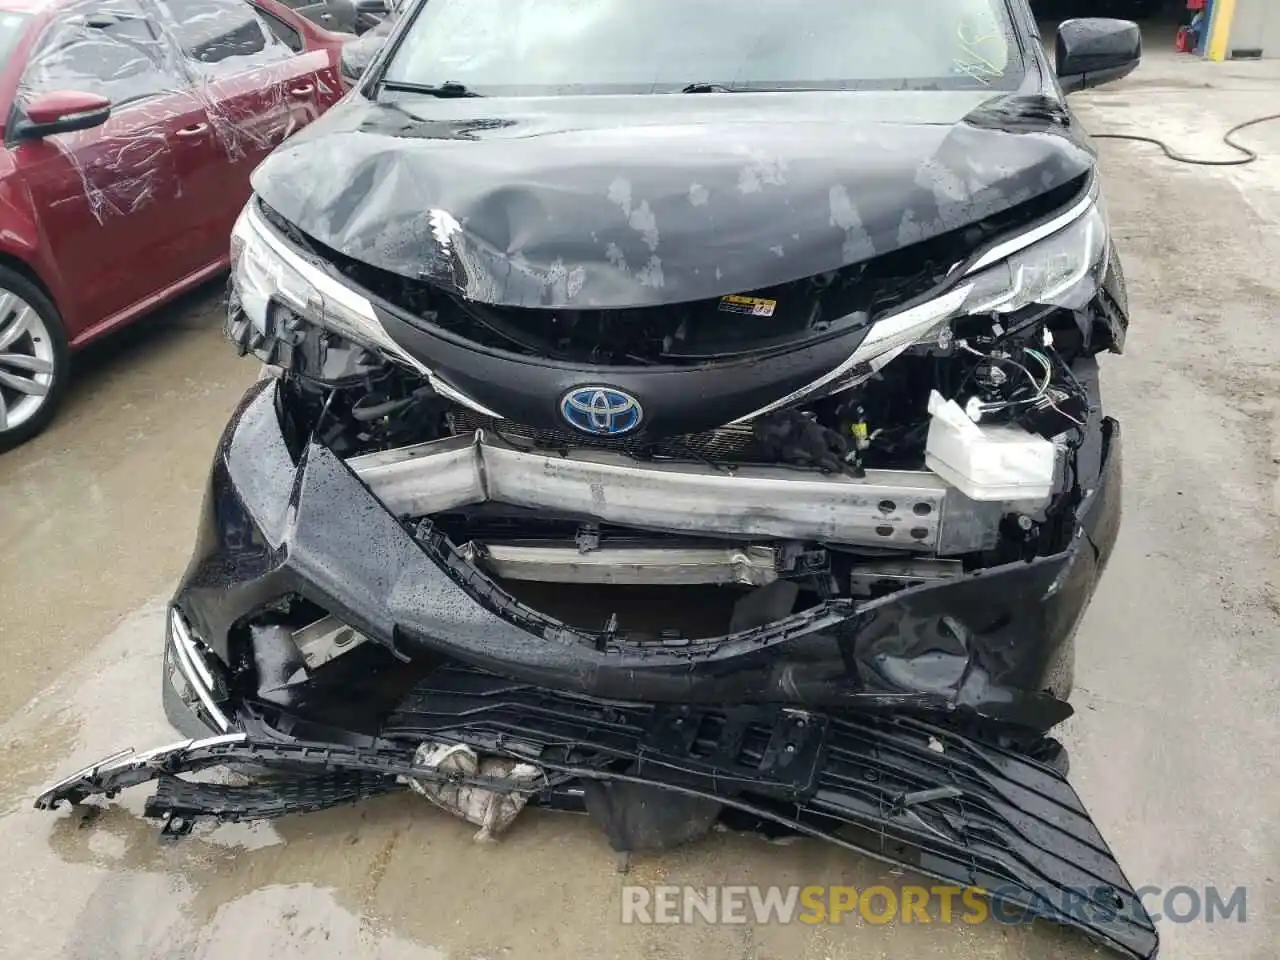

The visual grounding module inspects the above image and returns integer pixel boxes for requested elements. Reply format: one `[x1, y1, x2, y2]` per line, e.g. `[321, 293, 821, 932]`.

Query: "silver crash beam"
[348, 430, 1005, 554]
[459, 540, 781, 586]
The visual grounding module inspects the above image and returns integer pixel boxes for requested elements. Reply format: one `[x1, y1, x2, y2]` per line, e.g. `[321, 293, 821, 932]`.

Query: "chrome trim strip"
[244, 201, 382, 329]
[170, 609, 214, 691]
[426, 373, 505, 419]
[111, 734, 247, 771]
[243, 201, 504, 420]
[35, 735, 251, 806]
[169, 610, 231, 733]
[964, 190, 1096, 275]
[40, 748, 138, 793]
[728, 283, 972, 424]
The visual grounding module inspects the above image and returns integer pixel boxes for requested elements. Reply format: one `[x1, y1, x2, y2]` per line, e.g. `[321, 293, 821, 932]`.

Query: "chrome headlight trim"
[733, 188, 1107, 423]
[230, 200, 504, 419]
[232, 201, 404, 361]
[729, 283, 972, 424]
[965, 187, 1098, 275]
[959, 199, 1109, 316]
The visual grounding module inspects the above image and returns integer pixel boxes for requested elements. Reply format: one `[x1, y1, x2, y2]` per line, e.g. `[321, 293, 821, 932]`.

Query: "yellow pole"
[1206, 0, 1238, 62]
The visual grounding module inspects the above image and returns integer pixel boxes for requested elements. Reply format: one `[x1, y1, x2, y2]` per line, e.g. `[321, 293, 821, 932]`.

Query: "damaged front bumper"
[36, 663, 1157, 959]
[34, 374, 1150, 957]
[165, 376, 1119, 732]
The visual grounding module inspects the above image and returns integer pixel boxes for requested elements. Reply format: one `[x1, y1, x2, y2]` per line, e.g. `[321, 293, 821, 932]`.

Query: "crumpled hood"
[252, 90, 1094, 309]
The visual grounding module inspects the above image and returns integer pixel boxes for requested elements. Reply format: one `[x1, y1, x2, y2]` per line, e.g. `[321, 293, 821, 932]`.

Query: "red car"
[0, 0, 347, 450]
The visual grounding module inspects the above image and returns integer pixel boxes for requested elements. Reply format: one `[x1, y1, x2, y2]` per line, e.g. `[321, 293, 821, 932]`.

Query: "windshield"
[0, 11, 32, 69]
[382, 0, 1022, 96]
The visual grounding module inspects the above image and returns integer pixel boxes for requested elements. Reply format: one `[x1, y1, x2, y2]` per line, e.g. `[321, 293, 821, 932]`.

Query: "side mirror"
[15, 90, 111, 140]
[354, 0, 390, 13]
[1056, 18, 1142, 94]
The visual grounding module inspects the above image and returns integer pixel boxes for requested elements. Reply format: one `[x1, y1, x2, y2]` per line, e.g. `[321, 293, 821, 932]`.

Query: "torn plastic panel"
[249, 86, 1095, 309]
[34, 683, 1158, 960]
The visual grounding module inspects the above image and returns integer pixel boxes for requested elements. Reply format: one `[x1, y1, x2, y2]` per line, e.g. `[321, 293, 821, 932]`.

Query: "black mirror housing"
[1056, 18, 1142, 94]
[15, 104, 111, 141]
[354, 0, 389, 13]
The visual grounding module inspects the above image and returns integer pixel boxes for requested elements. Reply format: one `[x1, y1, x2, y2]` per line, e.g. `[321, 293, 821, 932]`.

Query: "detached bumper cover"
[35, 667, 1157, 960]
[174, 378, 1120, 732]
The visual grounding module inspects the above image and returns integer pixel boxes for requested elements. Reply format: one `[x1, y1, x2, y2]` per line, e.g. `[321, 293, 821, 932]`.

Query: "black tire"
[0, 265, 70, 453]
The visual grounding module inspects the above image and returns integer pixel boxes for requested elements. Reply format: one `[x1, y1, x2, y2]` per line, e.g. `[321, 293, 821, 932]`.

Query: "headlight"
[734, 191, 1109, 421]
[961, 199, 1108, 316]
[229, 201, 406, 359]
[228, 200, 505, 416]
[838, 195, 1109, 374]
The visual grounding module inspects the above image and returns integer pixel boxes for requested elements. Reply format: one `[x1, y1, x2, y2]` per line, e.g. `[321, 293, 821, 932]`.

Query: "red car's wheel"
[0, 265, 69, 453]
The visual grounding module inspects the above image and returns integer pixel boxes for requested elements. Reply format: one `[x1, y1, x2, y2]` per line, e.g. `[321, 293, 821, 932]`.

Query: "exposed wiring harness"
[1093, 111, 1280, 167]
[957, 339, 1087, 429]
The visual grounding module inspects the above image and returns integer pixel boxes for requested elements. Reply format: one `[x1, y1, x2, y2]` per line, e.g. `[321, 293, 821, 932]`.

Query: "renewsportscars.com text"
[620, 884, 1247, 926]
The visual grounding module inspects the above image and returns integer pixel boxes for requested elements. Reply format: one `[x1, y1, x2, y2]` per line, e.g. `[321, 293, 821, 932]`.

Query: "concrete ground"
[1, 38, 1278, 960]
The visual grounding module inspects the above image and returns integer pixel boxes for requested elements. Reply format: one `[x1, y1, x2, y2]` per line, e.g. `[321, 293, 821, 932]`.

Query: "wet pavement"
[0, 290, 254, 723]
[2, 46, 1278, 960]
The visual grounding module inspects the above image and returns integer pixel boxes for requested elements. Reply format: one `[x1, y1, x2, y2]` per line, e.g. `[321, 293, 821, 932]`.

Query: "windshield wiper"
[678, 82, 824, 94]
[680, 82, 737, 94]
[380, 80, 482, 98]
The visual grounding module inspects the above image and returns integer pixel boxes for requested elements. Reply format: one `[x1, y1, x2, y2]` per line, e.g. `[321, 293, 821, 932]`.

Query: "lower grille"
[449, 410, 760, 461]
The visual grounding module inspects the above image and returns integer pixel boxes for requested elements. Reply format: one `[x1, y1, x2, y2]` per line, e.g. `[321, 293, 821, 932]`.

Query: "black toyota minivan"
[41, 6, 1158, 958]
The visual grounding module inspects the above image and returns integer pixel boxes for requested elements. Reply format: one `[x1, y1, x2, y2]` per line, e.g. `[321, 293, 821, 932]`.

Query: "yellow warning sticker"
[718, 295, 777, 318]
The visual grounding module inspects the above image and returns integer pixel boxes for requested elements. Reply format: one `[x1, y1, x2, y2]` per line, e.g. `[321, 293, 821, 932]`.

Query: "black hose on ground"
[1092, 111, 1280, 166]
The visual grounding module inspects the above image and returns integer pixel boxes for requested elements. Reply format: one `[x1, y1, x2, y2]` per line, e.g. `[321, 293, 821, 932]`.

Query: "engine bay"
[259, 294, 1107, 641]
